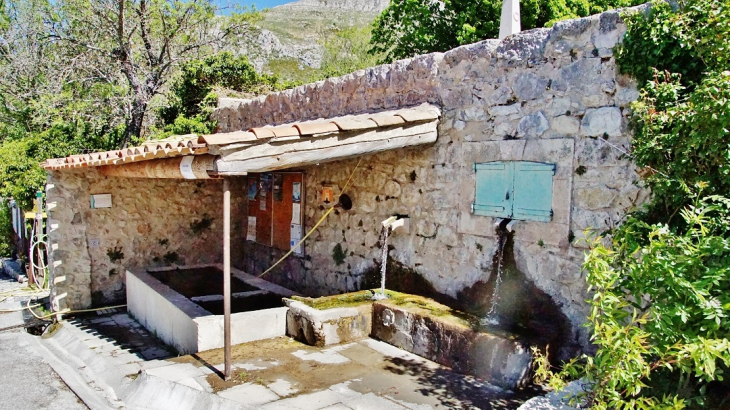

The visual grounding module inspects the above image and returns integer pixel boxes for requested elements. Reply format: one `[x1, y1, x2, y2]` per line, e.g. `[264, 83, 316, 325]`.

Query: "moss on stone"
[291, 289, 478, 328]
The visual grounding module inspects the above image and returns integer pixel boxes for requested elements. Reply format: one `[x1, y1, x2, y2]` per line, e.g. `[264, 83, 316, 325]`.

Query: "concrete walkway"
[0, 268, 88, 410]
[33, 309, 543, 410]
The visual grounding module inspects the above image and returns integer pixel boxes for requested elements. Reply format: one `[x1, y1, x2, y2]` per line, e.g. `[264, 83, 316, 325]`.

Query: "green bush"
[0, 204, 14, 258]
[540, 195, 730, 409]
[537, 1, 730, 408]
[159, 52, 281, 129]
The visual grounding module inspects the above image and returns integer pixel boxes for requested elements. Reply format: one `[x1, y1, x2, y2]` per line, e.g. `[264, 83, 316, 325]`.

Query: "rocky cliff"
[242, 0, 388, 75]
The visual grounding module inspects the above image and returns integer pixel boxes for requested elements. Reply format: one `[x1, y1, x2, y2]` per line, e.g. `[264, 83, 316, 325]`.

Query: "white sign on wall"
[90, 194, 112, 209]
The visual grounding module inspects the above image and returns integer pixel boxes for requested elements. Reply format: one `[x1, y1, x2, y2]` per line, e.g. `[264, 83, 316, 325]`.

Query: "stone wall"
[47, 169, 246, 311]
[214, 8, 649, 355]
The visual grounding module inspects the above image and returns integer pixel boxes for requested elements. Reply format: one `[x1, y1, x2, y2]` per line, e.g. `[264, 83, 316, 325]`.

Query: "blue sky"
[214, 0, 295, 11]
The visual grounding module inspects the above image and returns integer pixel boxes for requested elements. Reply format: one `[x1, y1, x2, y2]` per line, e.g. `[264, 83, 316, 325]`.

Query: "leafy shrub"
[537, 1, 730, 408]
[539, 195, 730, 409]
[0, 204, 14, 258]
[158, 52, 282, 133]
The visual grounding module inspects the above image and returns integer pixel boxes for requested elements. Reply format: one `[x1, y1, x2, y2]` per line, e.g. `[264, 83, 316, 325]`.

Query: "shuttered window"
[472, 161, 555, 222]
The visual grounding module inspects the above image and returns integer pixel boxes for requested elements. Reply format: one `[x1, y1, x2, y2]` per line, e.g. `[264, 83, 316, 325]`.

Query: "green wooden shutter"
[512, 162, 555, 222]
[473, 162, 513, 218]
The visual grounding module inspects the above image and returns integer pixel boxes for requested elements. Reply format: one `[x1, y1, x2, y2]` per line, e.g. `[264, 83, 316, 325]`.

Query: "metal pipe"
[223, 178, 232, 380]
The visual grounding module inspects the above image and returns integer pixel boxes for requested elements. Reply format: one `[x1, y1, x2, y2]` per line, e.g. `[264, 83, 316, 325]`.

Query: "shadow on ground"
[68, 311, 176, 361]
[384, 356, 545, 410]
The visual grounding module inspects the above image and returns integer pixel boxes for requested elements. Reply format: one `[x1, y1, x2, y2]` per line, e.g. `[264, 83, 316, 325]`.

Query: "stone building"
[43, 8, 648, 360]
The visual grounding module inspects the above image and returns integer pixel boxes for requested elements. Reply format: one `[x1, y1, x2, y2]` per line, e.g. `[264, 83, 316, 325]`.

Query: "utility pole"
[223, 179, 231, 380]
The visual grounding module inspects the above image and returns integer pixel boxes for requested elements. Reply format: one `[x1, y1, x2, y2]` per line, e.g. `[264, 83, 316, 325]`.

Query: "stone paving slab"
[40, 310, 544, 410]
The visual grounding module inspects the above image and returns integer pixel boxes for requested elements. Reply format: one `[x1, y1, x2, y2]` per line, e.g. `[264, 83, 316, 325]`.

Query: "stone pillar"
[499, 0, 521, 40]
[47, 170, 93, 312]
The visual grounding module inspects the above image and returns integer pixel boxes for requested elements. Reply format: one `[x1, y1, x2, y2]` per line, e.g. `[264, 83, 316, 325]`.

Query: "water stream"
[481, 228, 507, 326]
[373, 225, 391, 300]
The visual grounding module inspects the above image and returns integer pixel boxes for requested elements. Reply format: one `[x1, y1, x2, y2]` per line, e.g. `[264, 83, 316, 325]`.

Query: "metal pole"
[223, 178, 232, 380]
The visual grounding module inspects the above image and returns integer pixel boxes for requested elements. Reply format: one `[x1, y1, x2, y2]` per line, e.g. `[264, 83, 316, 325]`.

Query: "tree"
[0, 0, 126, 211]
[370, 0, 645, 63]
[48, 0, 263, 146]
[154, 51, 283, 137]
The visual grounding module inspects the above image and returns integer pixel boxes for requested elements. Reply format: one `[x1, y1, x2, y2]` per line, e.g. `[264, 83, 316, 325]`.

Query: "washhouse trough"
[43, 8, 647, 390]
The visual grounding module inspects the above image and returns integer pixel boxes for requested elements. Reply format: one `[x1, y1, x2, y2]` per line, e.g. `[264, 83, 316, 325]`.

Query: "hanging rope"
[258, 157, 363, 279]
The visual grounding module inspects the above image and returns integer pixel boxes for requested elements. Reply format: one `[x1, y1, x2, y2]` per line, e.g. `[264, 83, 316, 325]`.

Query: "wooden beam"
[214, 121, 437, 161]
[97, 155, 217, 179]
[215, 131, 437, 174]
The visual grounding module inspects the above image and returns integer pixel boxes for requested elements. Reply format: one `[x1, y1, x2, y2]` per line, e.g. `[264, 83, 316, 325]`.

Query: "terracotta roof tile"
[42, 104, 441, 171]
[396, 106, 440, 123]
[331, 117, 379, 131]
[368, 114, 406, 127]
[271, 126, 300, 138]
[199, 131, 257, 145]
[249, 128, 276, 139]
[294, 122, 339, 136]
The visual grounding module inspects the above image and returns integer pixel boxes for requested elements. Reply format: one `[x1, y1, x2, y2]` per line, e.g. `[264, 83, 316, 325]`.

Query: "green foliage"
[536, 1, 730, 408]
[156, 52, 284, 137]
[318, 25, 384, 79]
[539, 196, 730, 409]
[616, 0, 730, 221]
[189, 214, 213, 235]
[370, 0, 644, 62]
[0, 203, 13, 258]
[332, 243, 348, 266]
[0, 122, 123, 210]
[160, 52, 280, 125]
[106, 246, 124, 263]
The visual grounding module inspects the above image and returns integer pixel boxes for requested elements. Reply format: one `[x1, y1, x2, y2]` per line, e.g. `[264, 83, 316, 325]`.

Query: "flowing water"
[373, 225, 391, 300]
[482, 229, 507, 326]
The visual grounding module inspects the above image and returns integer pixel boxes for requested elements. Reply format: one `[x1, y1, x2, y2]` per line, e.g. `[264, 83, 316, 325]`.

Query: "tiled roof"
[42, 104, 440, 171]
[42, 135, 207, 170]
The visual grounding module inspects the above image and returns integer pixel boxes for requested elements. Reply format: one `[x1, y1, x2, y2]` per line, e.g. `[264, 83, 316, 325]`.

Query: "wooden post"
[223, 178, 232, 380]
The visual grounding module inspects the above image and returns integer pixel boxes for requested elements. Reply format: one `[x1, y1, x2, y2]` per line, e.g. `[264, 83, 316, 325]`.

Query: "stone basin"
[372, 299, 532, 389]
[127, 264, 296, 354]
[285, 290, 532, 389]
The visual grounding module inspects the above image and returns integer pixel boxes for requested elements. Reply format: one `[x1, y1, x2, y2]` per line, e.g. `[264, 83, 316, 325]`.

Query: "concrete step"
[29, 327, 128, 410]
[34, 317, 257, 410]
[1, 258, 27, 283]
[124, 373, 253, 410]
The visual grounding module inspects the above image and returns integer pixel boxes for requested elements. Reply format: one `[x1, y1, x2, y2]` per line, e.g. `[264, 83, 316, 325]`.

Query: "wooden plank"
[218, 121, 437, 162]
[272, 173, 291, 251]
[216, 131, 437, 173]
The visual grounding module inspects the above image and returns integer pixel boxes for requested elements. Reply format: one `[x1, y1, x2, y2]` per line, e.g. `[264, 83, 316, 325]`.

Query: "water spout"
[373, 216, 408, 300]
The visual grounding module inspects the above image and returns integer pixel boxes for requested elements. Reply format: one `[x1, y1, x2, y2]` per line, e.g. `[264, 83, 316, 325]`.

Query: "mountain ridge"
[240, 0, 388, 79]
